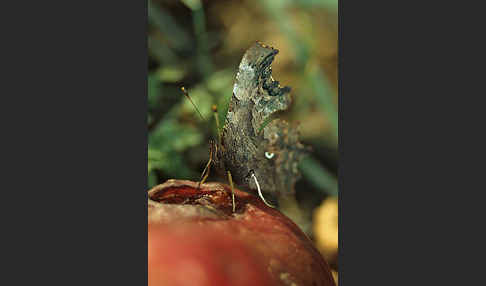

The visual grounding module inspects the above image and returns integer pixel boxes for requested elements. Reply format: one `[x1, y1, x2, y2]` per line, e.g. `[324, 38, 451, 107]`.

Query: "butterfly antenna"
[250, 171, 275, 208]
[181, 86, 206, 122]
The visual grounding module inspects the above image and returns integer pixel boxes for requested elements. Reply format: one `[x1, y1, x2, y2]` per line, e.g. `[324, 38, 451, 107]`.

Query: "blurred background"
[148, 0, 338, 283]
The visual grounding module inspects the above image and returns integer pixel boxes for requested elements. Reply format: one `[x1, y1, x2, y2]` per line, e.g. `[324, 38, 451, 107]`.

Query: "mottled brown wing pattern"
[213, 42, 306, 198]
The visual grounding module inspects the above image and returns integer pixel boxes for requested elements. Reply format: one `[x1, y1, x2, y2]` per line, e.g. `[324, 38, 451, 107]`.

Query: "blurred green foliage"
[148, 0, 338, 204]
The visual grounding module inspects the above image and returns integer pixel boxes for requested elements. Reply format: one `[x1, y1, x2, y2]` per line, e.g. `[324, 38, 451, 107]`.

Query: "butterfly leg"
[197, 141, 213, 189]
[198, 105, 222, 190]
[227, 170, 236, 213]
[212, 104, 222, 146]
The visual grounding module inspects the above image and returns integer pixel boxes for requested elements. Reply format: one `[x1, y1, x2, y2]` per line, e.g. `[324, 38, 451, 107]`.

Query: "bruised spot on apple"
[148, 179, 336, 286]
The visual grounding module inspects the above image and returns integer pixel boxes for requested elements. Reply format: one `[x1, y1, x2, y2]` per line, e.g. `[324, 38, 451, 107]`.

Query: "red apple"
[148, 179, 336, 286]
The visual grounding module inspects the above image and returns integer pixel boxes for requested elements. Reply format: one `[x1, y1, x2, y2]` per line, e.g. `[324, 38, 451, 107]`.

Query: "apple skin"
[148, 179, 336, 286]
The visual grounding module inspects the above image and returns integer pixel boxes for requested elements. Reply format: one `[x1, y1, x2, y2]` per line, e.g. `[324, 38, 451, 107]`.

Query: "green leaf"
[148, 73, 160, 108]
[309, 66, 338, 142]
[148, 148, 167, 173]
[156, 66, 186, 83]
[206, 69, 233, 93]
[148, 115, 204, 179]
[149, 119, 203, 152]
[148, 171, 158, 188]
[180, 0, 202, 10]
[148, 0, 191, 50]
[147, 113, 153, 125]
[295, 0, 338, 12]
[299, 156, 338, 197]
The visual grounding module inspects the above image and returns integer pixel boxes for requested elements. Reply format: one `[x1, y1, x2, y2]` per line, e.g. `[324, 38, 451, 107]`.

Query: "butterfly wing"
[215, 42, 306, 197]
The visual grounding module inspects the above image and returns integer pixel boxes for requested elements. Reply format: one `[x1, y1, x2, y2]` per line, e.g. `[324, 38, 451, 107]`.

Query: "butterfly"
[185, 42, 306, 212]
